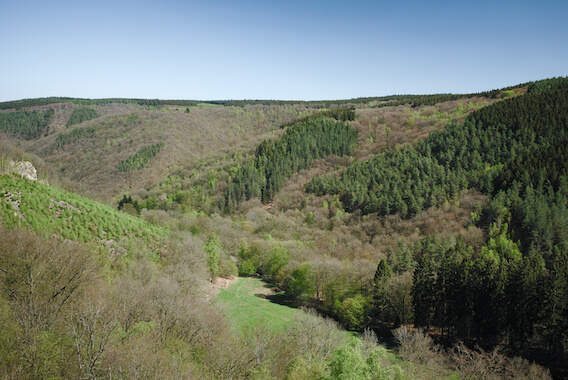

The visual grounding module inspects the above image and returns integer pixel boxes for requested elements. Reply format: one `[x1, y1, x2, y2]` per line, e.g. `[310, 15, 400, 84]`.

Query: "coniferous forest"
[307, 83, 568, 353]
[0, 108, 53, 139]
[222, 111, 357, 212]
[0, 78, 567, 379]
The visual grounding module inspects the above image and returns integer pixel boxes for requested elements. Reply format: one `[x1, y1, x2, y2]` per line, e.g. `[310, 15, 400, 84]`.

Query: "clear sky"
[1, 0, 567, 102]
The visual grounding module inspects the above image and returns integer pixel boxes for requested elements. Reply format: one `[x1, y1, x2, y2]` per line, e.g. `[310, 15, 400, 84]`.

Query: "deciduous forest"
[0, 77, 566, 379]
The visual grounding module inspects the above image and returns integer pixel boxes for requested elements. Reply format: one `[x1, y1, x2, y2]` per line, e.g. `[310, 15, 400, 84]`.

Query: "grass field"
[214, 277, 304, 332]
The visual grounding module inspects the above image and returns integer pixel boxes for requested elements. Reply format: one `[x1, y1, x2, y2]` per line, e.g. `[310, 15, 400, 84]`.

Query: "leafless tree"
[0, 228, 98, 339]
[286, 308, 348, 365]
[393, 326, 440, 365]
[113, 275, 149, 333]
[67, 293, 117, 379]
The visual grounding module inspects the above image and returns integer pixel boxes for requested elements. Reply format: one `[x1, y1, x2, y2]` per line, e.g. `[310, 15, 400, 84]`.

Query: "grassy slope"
[0, 175, 167, 259]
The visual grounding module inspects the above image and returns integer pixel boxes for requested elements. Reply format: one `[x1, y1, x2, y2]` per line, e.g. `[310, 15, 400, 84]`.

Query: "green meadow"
[215, 277, 304, 332]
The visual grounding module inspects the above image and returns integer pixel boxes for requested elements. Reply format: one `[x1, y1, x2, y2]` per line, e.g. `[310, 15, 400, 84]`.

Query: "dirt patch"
[206, 275, 239, 300]
[213, 275, 239, 290]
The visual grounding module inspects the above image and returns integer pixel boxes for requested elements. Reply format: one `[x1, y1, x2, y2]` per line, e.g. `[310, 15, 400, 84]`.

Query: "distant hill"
[0, 102, 318, 200]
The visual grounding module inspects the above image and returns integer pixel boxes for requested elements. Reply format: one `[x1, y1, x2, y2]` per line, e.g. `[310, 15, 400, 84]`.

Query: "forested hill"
[1, 78, 567, 379]
[306, 85, 568, 221]
[221, 109, 357, 212]
[306, 83, 568, 356]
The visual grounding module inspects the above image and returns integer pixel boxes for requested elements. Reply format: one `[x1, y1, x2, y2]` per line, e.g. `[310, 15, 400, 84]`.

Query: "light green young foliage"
[204, 233, 222, 278]
[480, 223, 521, 264]
[289, 262, 316, 302]
[328, 341, 394, 380]
[336, 294, 371, 331]
[263, 243, 290, 277]
[238, 240, 262, 276]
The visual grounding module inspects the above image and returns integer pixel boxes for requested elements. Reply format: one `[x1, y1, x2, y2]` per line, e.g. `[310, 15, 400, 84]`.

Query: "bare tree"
[67, 293, 117, 379]
[286, 308, 348, 365]
[393, 326, 440, 366]
[113, 275, 149, 333]
[0, 228, 98, 338]
[450, 342, 552, 380]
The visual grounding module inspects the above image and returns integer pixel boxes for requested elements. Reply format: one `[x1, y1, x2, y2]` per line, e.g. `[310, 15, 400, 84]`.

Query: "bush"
[218, 257, 238, 277]
[262, 243, 290, 277]
[288, 262, 316, 302]
[335, 294, 370, 331]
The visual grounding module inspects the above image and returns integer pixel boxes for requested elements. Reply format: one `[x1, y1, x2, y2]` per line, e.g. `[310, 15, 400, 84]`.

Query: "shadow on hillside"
[265, 292, 297, 307]
[251, 276, 298, 308]
[251, 276, 399, 349]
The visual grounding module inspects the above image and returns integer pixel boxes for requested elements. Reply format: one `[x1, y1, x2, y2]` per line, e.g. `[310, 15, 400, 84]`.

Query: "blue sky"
[1, 0, 566, 101]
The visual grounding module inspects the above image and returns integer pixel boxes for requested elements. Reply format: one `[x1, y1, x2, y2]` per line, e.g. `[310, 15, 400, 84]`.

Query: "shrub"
[336, 294, 370, 331]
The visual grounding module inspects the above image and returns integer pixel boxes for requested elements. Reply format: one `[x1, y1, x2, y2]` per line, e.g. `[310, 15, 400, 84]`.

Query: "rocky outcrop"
[9, 161, 37, 181]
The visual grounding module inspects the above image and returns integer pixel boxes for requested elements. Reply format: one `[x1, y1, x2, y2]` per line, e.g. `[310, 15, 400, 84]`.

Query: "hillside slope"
[1, 102, 316, 201]
[0, 175, 167, 263]
[0, 78, 564, 379]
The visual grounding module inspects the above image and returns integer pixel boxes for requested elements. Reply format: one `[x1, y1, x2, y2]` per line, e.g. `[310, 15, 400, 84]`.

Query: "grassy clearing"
[215, 277, 303, 332]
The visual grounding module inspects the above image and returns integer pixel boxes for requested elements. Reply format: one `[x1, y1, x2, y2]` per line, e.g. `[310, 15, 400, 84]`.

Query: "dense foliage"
[116, 142, 164, 172]
[222, 115, 357, 212]
[306, 146, 465, 218]
[527, 76, 568, 93]
[308, 87, 568, 217]
[0, 109, 53, 139]
[307, 84, 568, 356]
[412, 88, 568, 354]
[66, 107, 99, 127]
[52, 127, 96, 151]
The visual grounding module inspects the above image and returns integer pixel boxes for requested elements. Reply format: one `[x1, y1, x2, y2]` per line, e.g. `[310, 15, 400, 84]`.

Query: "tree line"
[116, 142, 164, 173]
[221, 112, 358, 212]
[0, 109, 53, 139]
[1, 77, 563, 112]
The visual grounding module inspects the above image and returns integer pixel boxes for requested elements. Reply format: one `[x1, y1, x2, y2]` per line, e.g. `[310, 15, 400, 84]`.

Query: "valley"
[0, 77, 567, 379]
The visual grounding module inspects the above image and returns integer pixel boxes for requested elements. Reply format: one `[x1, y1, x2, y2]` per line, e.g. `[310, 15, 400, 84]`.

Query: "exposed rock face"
[9, 161, 37, 181]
